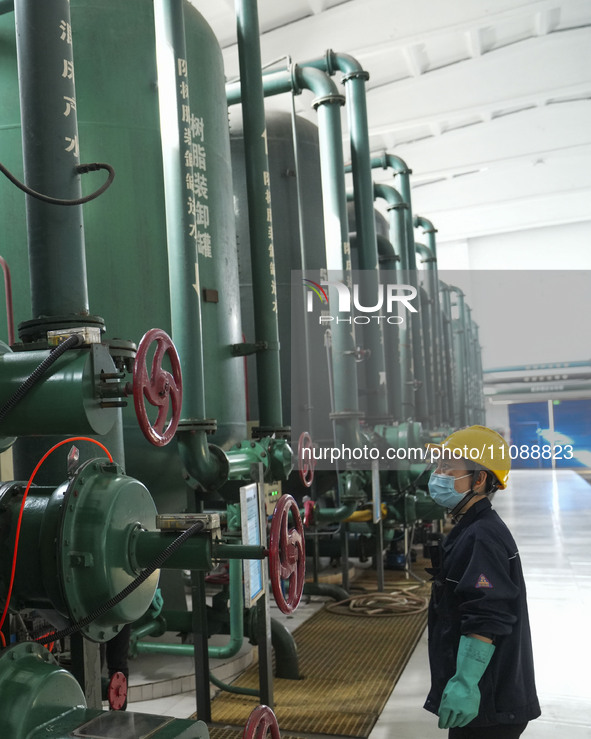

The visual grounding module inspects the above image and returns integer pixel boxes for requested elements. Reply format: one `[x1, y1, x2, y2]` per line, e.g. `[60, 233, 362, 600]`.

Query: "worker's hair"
[471, 464, 500, 495]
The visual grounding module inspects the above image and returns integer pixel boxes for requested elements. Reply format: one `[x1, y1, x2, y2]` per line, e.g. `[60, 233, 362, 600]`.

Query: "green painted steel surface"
[0, 0, 246, 496]
[0, 460, 159, 641]
[231, 111, 327, 436]
[0, 642, 86, 739]
[0, 346, 117, 436]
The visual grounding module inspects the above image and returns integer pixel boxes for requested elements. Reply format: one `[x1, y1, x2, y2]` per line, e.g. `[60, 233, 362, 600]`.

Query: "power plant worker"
[423, 425, 541, 738]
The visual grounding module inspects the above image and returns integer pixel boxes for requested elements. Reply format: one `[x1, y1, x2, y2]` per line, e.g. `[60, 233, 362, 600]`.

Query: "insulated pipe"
[14, 0, 90, 325]
[304, 50, 387, 423]
[234, 0, 283, 431]
[229, 65, 364, 451]
[155, 0, 235, 490]
[368, 155, 430, 425]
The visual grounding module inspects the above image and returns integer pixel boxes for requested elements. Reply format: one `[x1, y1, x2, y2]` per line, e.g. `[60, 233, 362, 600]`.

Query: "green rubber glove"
[438, 635, 495, 729]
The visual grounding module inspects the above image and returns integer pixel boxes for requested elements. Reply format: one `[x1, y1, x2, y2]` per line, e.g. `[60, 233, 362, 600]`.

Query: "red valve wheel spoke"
[134, 328, 183, 447]
[269, 495, 305, 614]
[298, 431, 315, 488]
[242, 705, 281, 739]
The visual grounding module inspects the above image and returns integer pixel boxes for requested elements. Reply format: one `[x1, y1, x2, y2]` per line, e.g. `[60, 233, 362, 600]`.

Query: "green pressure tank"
[0, 0, 246, 502]
[230, 110, 333, 444]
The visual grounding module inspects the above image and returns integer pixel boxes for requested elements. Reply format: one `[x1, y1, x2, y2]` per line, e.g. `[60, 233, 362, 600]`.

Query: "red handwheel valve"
[298, 431, 315, 488]
[269, 495, 305, 614]
[133, 328, 183, 447]
[243, 705, 281, 739]
[108, 672, 127, 711]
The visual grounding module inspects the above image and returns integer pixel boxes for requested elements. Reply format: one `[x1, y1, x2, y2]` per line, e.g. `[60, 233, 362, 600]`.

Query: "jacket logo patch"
[476, 573, 493, 589]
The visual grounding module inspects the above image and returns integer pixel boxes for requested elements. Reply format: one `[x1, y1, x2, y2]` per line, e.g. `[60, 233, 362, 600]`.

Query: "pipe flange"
[177, 418, 218, 435]
[18, 314, 105, 343]
[341, 69, 370, 84]
[386, 202, 408, 212]
[251, 425, 291, 441]
[328, 411, 365, 421]
[312, 93, 346, 110]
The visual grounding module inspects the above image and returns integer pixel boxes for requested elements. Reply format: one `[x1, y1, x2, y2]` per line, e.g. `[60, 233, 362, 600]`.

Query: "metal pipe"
[484, 360, 591, 373]
[230, 64, 363, 450]
[414, 216, 444, 427]
[133, 558, 245, 661]
[369, 154, 430, 425]
[373, 183, 413, 419]
[448, 285, 469, 426]
[439, 283, 456, 425]
[154, 0, 227, 489]
[234, 0, 283, 431]
[0, 257, 15, 345]
[14, 0, 90, 327]
[304, 50, 387, 422]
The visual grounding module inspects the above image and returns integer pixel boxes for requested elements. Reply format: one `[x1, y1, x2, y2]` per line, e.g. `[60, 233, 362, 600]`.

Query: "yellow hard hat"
[427, 425, 510, 489]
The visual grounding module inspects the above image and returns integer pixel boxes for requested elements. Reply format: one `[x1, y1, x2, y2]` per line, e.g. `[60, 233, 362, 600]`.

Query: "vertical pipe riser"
[235, 0, 283, 430]
[14, 0, 89, 320]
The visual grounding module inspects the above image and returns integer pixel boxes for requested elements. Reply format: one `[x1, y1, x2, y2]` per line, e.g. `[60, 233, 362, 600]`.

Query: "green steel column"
[373, 183, 412, 419]
[304, 51, 387, 422]
[14, 0, 89, 324]
[230, 64, 363, 450]
[235, 0, 283, 431]
[154, 0, 227, 488]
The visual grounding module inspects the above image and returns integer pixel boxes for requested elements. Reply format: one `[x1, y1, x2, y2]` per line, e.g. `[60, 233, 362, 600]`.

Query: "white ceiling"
[190, 0, 591, 243]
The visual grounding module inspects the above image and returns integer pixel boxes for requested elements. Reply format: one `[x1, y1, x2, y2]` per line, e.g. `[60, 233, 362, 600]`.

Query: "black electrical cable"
[0, 333, 83, 426]
[36, 520, 206, 646]
[0, 161, 115, 206]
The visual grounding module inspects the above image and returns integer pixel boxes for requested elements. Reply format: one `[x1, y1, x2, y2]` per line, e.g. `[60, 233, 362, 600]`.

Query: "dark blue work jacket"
[423, 497, 541, 726]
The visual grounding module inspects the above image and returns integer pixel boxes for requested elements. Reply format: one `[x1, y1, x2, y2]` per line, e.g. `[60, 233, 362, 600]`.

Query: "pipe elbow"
[293, 64, 345, 109]
[177, 428, 229, 490]
[374, 183, 405, 209]
[414, 215, 437, 234]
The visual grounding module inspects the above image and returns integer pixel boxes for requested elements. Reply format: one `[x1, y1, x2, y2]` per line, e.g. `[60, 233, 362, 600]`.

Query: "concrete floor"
[122, 469, 591, 738]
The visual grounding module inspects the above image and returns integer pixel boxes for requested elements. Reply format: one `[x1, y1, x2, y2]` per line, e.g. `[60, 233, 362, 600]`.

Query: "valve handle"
[269, 495, 305, 615]
[108, 671, 127, 711]
[133, 328, 183, 447]
[242, 705, 281, 739]
[298, 431, 315, 488]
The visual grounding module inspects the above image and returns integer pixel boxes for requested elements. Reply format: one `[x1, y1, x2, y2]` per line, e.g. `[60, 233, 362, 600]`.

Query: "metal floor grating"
[207, 568, 430, 737]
